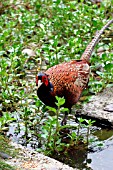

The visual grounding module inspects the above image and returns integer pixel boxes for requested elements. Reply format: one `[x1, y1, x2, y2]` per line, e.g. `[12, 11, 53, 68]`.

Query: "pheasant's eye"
[43, 77, 46, 80]
[42, 75, 49, 86]
[42, 76, 46, 81]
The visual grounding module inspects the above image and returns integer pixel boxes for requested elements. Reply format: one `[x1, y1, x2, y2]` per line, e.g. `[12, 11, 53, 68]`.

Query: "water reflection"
[93, 128, 113, 141]
[51, 144, 93, 170]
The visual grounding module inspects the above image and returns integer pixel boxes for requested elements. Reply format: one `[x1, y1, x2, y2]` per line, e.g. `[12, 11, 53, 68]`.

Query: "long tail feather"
[80, 19, 113, 61]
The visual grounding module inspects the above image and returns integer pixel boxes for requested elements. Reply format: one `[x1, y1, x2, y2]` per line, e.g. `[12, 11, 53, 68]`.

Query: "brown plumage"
[36, 19, 113, 125]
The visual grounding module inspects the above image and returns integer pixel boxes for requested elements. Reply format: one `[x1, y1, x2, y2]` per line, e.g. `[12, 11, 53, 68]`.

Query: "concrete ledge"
[5, 142, 78, 170]
[77, 87, 113, 128]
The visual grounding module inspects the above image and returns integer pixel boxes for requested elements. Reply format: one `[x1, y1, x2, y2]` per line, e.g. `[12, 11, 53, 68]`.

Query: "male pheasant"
[36, 19, 113, 125]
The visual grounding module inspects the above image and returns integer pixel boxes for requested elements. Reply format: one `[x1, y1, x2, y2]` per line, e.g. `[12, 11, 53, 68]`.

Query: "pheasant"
[36, 19, 113, 125]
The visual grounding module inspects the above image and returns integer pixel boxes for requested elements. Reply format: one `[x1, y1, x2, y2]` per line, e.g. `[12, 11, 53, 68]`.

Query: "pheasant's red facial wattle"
[42, 75, 49, 86]
[36, 76, 38, 86]
[36, 73, 49, 88]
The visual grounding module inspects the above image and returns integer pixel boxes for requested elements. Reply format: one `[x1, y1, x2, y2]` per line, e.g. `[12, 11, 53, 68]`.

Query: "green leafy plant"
[38, 96, 69, 154]
[0, 160, 15, 170]
[0, 112, 15, 133]
[37, 96, 96, 155]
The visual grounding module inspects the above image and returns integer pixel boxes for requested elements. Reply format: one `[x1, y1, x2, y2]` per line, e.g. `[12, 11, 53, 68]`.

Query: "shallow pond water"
[7, 121, 113, 170]
[88, 144, 113, 170]
[50, 127, 113, 170]
[87, 128, 113, 170]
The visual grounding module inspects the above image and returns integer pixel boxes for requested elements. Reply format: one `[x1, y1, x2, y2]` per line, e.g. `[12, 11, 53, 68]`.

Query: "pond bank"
[77, 87, 113, 128]
[3, 142, 78, 170]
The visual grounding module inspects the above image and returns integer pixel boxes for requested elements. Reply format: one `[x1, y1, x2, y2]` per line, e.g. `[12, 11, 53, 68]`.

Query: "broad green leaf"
[46, 106, 56, 113]
[59, 107, 69, 113]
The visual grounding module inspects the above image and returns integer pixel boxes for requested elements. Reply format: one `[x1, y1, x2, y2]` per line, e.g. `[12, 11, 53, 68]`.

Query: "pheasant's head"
[36, 73, 54, 92]
[36, 73, 49, 89]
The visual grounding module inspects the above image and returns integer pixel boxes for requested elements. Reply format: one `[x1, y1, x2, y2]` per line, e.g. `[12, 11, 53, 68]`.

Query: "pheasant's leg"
[61, 108, 71, 126]
[61, 112, 68, 126]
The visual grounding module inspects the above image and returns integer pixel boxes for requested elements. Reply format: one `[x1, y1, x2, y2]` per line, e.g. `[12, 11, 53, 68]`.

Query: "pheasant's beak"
[36, 80, 43, 89]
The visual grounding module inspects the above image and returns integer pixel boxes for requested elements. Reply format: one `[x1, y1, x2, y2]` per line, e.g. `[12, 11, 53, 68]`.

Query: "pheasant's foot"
[61, 112, 68, 126]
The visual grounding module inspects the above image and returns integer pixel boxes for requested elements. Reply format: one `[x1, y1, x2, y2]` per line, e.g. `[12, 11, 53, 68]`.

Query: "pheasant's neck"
[37, 83, 51, 96]
[37, 82, 56, 107]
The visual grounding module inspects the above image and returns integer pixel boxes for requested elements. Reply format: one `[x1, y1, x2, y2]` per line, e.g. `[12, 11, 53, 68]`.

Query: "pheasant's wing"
[63, 60, 90, 106]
